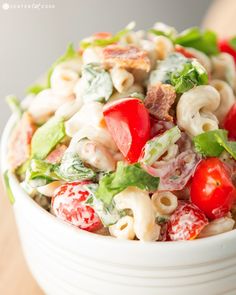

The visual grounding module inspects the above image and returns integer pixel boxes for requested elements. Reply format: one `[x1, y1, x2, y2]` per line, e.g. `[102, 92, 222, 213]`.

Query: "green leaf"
[6, 95, 23, 118]
[193, 129, 236, 160]
[15, 159, 30, 178]
[80, 22, 135, 49]
[26, 84, 47, 95]
[56, 151, 96, 181]
[26, 159, 60, 187]
[3, 170, 15, 204]
[229, 37, 236, 50]
[150, 53, 208, 93]
[31, 117, 65, 159]
[175, 28, 219, 56]
[78, 63, 113, 102]
[193, 130, 226, 157]
[96, 162, 159, 205]
[215, 134, 236, 160]
[141, 126, 181, 165]
[148, 23, 177, 40]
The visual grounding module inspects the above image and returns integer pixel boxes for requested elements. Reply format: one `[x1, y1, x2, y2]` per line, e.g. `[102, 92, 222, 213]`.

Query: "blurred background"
[0, 0, 215, 132]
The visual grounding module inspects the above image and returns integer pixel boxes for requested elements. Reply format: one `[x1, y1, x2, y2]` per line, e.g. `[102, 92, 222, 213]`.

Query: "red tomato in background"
[190, 158, 236, 220]
[219, 39, 236, 64]
[51, 181, 102, 232]
[175, 45, 196, 59]
[224, 103, 236, 140]
[103, 98, 150, 163]
[166, 203, 208, 241]
[93, 32, 112, 40]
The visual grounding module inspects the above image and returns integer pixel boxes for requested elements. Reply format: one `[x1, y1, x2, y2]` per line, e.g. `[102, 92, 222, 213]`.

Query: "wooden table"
[0, 181, 44, 295]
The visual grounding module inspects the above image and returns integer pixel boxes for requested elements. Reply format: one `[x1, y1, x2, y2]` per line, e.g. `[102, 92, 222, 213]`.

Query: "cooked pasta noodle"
[109, 216, 135, 240]
[199, 217, 235, 238]
[151, 191, 178, 216]
[110, 67, 134, 93]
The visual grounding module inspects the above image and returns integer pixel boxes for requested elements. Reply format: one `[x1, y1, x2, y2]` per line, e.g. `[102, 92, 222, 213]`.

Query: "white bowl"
[2, 115, 236, 295]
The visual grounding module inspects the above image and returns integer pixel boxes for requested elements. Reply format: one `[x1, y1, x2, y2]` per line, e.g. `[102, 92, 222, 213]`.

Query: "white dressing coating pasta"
[109, 83, 144, 101]
[186, 47, 212, 73]
[199, 217, 235, 238]
[151, 191, 178, 216]
[114, 187, 160, 241]
[177, 85, 220, 137]
[75, 139, 116, 172]
[139, 39, 158, 69]
[110, 67, 134, 93]
[109, 216, 135, 240]
[211, 53, 236, 91]
[55, 99, 82, 120]
[37, 181, 64, 197]
[152, 35, 174, 60]
[28, 89, 74, 124]
[210, 79, 235, 124]
[50, 66, 79, 96]
[65, 101, 104, 137]
[82, 46, 103, 65]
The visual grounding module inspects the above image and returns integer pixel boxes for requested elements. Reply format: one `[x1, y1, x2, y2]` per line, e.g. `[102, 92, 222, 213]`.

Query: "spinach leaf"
[77, 63, 113, 102]
[150, 53, 208, 93]
[96, 162, 159, 205]
[193, 129, 236, 160]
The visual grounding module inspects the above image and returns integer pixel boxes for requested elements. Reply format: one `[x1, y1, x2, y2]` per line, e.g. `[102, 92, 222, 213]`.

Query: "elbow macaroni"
[199, 217, 235, 238]
[151, 191, 178, 216]
[211, 53, 236, 91]
[153, 35, 174, 60]
[50, 66, 79, 96]
[110, 67, 134, 93]
[210, 79, 235, 124]
[114, 187, 160, 241]
[177, 85, 220, 137]
[37, 181, 64, 197]
[109, 216, 135, 240]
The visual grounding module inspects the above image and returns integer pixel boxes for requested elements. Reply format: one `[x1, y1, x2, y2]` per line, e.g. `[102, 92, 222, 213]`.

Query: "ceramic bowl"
[2, 115, 236, 295]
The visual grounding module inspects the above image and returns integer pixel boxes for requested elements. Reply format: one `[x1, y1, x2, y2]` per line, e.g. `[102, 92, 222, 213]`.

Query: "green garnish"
[96, 162, 159, 205]
[77, 63, 113, 102]
[80, 22, 135, 49]
[6, 95, 23, 118]
[193, 129, 236, 159]
[3, 170, 15, 204]
[141, 126, 181, 165]
[150, 53, 208, 93]
[175, 27, 219, 55]
[31, 117, 65, 159]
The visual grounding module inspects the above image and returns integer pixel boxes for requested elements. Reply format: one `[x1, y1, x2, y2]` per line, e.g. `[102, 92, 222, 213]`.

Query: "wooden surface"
[0, 181, 44, 295]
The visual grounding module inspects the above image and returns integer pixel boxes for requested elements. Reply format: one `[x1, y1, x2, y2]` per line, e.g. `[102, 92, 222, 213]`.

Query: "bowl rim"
[2, 114, 236, 249]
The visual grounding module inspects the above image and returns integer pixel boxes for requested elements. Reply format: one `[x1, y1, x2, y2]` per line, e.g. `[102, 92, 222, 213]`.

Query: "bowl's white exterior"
[2, 116, 236, 295]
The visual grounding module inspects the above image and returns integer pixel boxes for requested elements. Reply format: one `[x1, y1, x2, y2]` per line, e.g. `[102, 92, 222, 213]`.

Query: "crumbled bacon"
[45, 144, 67, 164]
[8, 113, 36, 171]
[102, 45, 151, 72]
[144, 83, 176, 121]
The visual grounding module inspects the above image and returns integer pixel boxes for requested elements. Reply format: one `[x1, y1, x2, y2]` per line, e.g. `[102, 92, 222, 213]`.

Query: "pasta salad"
[5, 22, 236, 242]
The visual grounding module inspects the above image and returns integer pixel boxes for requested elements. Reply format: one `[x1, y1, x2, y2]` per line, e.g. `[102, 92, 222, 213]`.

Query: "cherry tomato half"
[224, 102, 236, 140]
[51, 181, 102, 232]
[219, 39, 236, 64]
[166, 202, 208, 241]
[190, 158, 236, 219]
[103, 98, 150, 163]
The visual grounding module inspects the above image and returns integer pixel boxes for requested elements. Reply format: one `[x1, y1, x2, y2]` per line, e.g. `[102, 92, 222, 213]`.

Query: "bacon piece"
[102, 45, 151, 72]
[45, 144, 67, 164]
[8, 113, 36, 171]
[145, 83, 176, 121]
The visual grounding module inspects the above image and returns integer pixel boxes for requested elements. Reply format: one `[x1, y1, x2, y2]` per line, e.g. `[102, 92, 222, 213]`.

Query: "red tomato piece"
[190, 158, 236, 219]
[166, 203, 208, 241]
[224, 102, 236, 140]
[93, 32, 112, 40]
[219, 39, 236, 64]
[175, 45, 196, 59]
[51, 181, 102, 232]
[103, 98, 150, 163]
